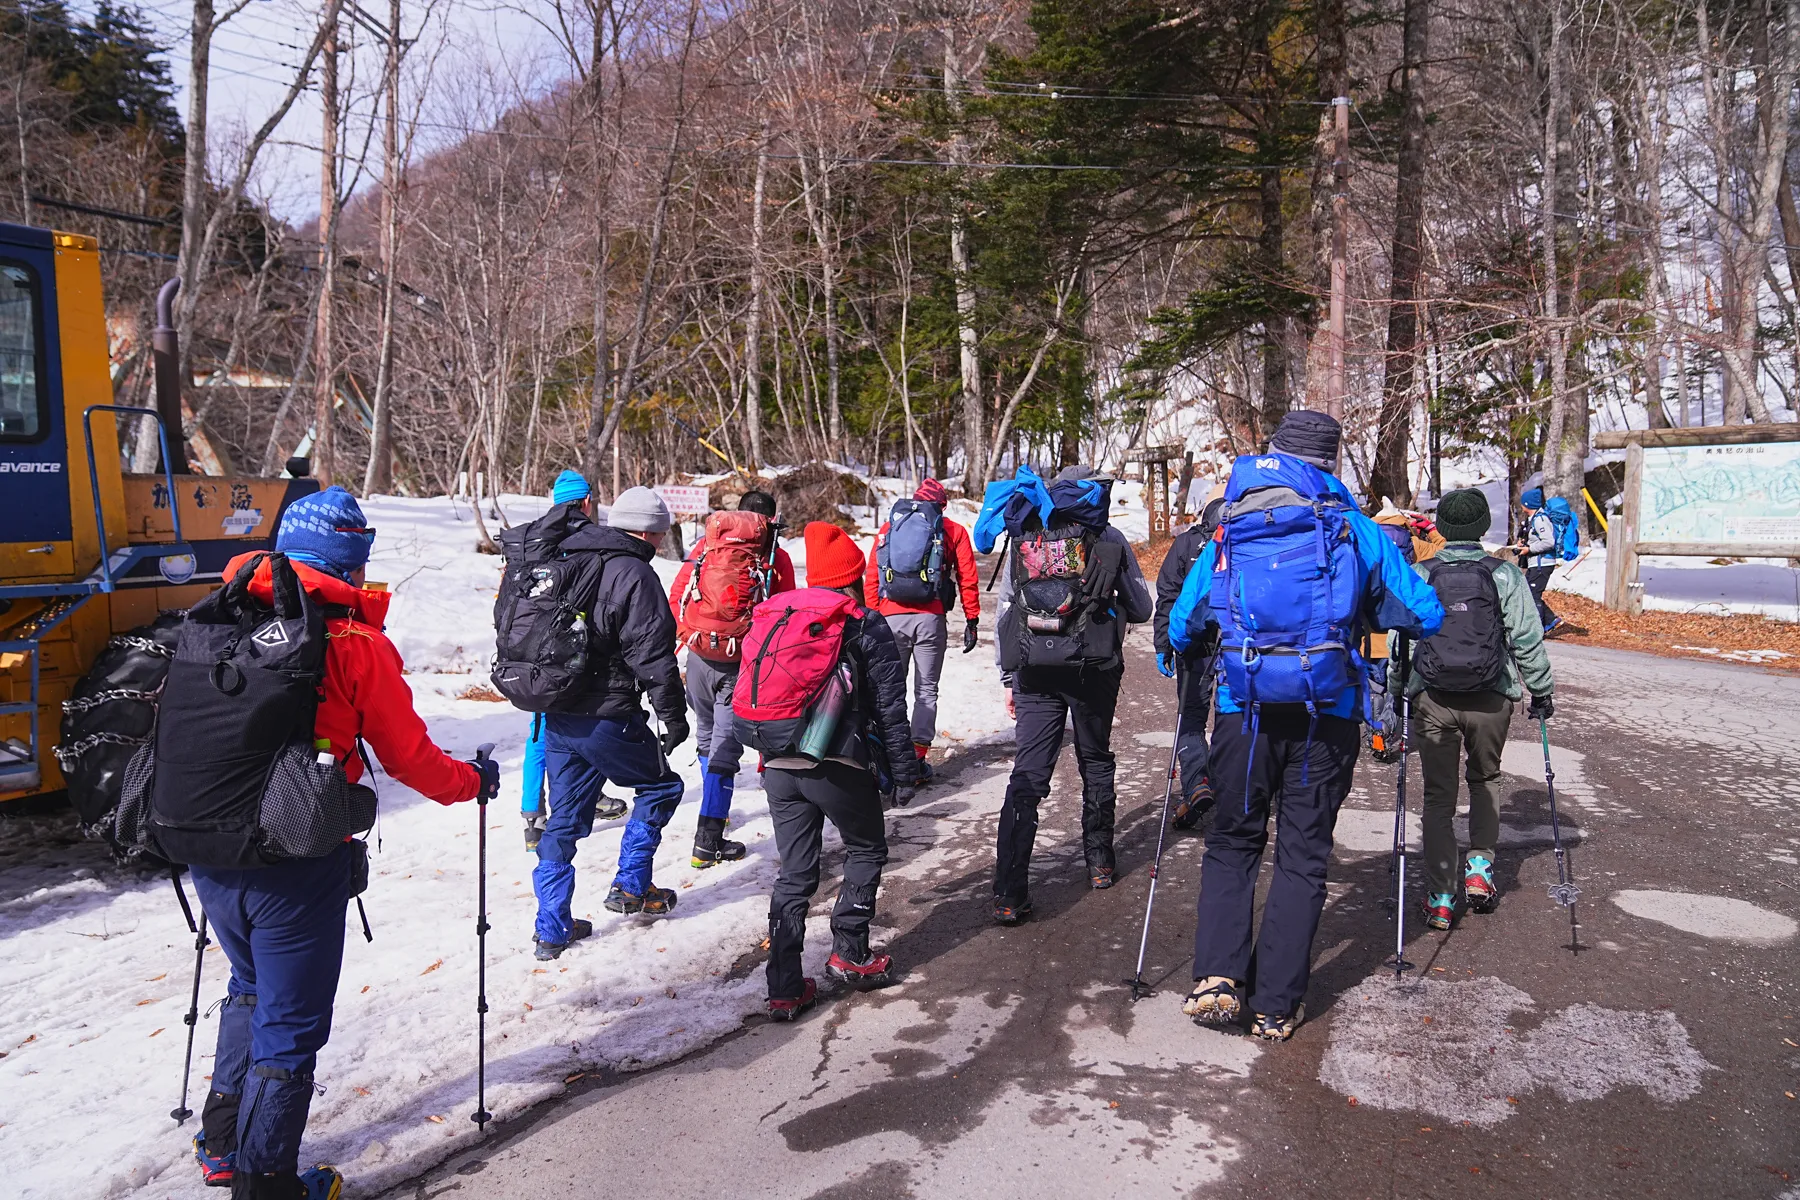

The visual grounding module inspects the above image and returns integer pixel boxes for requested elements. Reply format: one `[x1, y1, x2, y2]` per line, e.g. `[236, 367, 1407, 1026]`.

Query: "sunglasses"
[335, 524, 377, 538]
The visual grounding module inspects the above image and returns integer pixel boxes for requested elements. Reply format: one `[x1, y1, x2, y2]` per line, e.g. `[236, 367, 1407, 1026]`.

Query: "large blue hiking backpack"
[877, 499, 946, 605]
[1544, 497, 1579, 560]
[1205, 454, 1367, 712]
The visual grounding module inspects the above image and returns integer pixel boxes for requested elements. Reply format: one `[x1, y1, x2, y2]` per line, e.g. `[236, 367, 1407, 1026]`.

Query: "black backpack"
[1415, 557, 1509, 693]
[999, 520, 1125, 672]
[115, 553, 378, 870]
[491, 503, 603, 712]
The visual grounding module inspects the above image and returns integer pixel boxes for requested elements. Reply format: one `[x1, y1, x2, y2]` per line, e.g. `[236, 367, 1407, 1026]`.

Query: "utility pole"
[362, 0, 401, 494]
[311, 0, 342, 486]
[1326, 95, 1350, 422]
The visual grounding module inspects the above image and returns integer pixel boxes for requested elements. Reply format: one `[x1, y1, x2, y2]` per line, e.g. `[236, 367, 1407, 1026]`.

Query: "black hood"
[561, 521, 655, 561]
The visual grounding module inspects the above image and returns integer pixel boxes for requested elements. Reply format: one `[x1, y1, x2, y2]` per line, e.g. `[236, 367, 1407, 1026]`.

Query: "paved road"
[394, 637, 1800, 1200]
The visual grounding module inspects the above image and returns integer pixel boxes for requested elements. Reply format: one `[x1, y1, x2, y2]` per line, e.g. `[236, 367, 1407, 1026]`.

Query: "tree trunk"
[1258, 157, 1290, 438]
[1539, 2, 1573, 505]
[362, 0, 402, 495]
[1371, 0, 1429, 505]
[946, 37, 985, 493]
[310, 4, 341, 487]
[1300, 0, 1347, 407]
[744, 118, 770, 468]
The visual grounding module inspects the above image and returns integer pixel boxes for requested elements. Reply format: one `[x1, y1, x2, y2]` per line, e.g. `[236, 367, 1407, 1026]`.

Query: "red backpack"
[677, 510, 774, 662]
[732, 588, 858, 756]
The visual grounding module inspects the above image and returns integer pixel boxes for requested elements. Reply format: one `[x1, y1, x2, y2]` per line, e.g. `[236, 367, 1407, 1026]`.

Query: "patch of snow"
[1669, 644, 1791, 664]
[1610, 889, 1798, 944]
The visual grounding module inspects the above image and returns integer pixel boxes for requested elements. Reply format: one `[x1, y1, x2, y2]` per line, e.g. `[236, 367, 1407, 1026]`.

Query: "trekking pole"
[1538, 718, 1582, 950]
[1124, 668, 1190, 1002]
[472, 742, 496, 1131]
[169, 870, 210, 1123]
[1386, 637, 1415, 978]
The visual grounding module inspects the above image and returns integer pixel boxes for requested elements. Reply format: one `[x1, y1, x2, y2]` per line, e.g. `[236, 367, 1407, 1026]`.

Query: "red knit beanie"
[914, 477, 948, 505]
[804, 522, 865, 588]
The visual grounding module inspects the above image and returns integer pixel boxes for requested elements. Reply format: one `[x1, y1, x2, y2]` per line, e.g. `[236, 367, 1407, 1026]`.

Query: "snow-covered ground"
[0, 492, 1015, 1200]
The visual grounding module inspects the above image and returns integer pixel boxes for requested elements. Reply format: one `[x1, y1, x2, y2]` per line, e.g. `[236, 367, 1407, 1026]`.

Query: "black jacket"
[835, 608, 920, 792]
[555, 519, 685, 728]
[1153, 499, 1225, 657]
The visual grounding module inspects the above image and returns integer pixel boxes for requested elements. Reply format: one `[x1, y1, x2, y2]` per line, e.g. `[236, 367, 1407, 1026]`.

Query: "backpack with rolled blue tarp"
[979, 468, 1124, 671]
[1544, 496, 1579, 560]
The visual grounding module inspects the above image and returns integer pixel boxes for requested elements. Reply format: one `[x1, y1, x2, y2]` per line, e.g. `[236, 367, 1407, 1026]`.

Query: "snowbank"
[1548, 544, 1800, 623]
[0, 492, 1014, 1200]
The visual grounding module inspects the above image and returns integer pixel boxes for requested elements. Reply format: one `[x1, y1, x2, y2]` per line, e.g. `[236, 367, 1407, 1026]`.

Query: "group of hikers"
[118, 408, 1572, 1200]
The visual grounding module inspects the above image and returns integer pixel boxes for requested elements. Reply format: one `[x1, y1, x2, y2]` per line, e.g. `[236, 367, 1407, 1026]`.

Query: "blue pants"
[535, 712, 685, 942]
[1192, 710, 1358, 1018]
[1174, 655, 1214, 802]
[191, 843, 353, 1175]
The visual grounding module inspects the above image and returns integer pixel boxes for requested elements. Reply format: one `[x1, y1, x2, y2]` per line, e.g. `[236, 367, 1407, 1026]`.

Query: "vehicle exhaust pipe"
[152, 277, 187, 474]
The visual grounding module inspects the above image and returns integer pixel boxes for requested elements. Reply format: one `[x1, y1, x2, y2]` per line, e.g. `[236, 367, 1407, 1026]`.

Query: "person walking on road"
[1515, 487, 1567, 635]
[670, 489, 796, 867]
[864, 477, 982, 781]
[1168, 412, 1444, 1041]
[1153, 485, 1225, 831]
[183, 488, 495, 1200]
[1406, 488, 1555, 930]
[732, 522, 919, 1021]
[990, 465, 1153, 920]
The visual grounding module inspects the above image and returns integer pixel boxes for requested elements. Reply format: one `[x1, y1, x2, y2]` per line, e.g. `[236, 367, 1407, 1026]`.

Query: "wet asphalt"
[391, 636, 1800, 1200]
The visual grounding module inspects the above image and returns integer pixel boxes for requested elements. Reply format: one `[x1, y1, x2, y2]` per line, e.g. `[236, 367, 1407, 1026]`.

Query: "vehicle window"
[0, 262, 44, 440]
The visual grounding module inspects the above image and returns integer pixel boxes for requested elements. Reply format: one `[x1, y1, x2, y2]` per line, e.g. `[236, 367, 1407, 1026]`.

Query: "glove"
[962, 618, 979, 654]
[522, 810, 546, 852]
[471, 755, 501, 801]
[1528, 693, 1554, 721]
[659, 719, 690, 757]
[1156, 652, 1176, 679]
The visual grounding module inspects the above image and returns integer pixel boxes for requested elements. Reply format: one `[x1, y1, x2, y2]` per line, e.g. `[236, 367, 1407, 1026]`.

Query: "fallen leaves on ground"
[1551, 593, 1800, 671]
[454, 684, 507, 702]
[420, 959, 443, 975]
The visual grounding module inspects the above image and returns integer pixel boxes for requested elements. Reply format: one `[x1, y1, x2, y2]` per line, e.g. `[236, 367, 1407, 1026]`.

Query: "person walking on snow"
[733, 522, 920, 1020]
[991, 464, 1154, 920]
[1514, 487, 1565, 635]
[188, 487, 494, 1200]
[863, 477, 982, 780]
[1168, 412, 1444, 1041]
[1404, 488, 1555, 930]
[531, 486, 690, 952]
[669, 488, 796, 867]
[1153, 484, 1225, 831]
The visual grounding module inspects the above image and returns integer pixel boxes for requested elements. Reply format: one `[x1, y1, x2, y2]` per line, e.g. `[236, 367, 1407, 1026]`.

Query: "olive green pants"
[1412, 688, 1513, 897]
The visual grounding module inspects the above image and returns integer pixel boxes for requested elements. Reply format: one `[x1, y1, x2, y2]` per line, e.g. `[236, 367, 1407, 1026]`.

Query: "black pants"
[1525, 565, 1558, 628]
[1192, 708, 1359, 1018]
[994, 665, 1122, 906]
[1174, 655, 1215, 804]
[765, 761, 888, 1000]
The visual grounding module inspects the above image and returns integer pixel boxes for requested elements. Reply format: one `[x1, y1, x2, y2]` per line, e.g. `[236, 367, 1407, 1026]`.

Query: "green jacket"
[1404, 543, 1554, 702]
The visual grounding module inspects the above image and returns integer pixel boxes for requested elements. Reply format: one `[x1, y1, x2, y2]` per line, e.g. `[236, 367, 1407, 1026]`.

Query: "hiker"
[1374, 500, 1446, 564]
[492, 485, 689, 953]
[1405, 488, 1555, 930]
[162, 488, 495, 1200]
[987, 464, 1153, 922]
[732, 522, 919, 1021]
[670, 488, 796, 867]
[1153, 483, 1226, 831]
[1168, 412, 1444, 1042]
[863, 477, 982, 780]
[1514, 486, 1573, 635]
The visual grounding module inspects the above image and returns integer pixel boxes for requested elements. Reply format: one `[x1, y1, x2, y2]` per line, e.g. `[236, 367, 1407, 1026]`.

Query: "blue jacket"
[1168, 454, 1445, 719]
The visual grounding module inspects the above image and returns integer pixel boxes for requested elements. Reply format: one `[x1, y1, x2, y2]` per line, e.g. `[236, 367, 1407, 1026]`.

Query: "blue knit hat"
[276, 486, 374, 580]
[1520, 486, 1545, 510]
[551, 469, 590, 505]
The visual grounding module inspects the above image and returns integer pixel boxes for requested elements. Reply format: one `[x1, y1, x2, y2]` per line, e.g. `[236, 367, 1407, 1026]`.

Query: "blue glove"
[1156, 652, 1176, 679]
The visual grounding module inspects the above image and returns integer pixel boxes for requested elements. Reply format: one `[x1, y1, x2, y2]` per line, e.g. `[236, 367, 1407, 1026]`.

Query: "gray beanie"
[608, 486, 672, 533]
[1052, 464, 1113, 484]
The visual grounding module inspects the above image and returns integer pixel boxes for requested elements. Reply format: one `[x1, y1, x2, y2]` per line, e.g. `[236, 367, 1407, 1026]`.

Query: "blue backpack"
[1203, 454, 1367, 713]
[1544, 497, 1579, 561]
[877, 499, 946, 605]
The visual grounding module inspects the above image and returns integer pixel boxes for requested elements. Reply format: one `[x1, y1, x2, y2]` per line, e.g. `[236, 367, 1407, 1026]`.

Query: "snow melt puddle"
[1318, 974, 1715, 1126]
[1610, 889, 1798, 944]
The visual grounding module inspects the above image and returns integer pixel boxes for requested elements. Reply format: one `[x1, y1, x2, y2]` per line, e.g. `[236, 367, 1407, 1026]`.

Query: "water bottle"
[795, 662, 852, 761]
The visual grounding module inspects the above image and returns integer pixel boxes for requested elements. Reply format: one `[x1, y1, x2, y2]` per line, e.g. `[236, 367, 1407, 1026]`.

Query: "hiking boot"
[193, 1132, 234, 1188]
[1089, 866, 1115, 890]
[913, 744, 934, 782]
[1423, 892, 1456, 931]
[992, 898, 1032, 926]
[1543, 617, 1567, 639]
[691, 816, 747, 869]
[1250, 1005, 1305, 1043]
[767, 978, 817, 1022]
[604, 885, 678, 917]
[234, 1167, 343, 1200]
[1171, 780, 1214, 830]
[826, 951, 893, 988]
[1182, 976, 1243, 1025]
[1464, 855, 1498, 913]
[595, 793, 628, 821]
[534, 917, 593, 961]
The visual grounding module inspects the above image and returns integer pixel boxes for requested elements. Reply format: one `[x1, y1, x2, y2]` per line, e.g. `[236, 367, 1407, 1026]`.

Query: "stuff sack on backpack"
[1206, 454, 1365, 708]
[491, 503, 599, 710]
[135, 553, 377, 870]
[1415, 557, 1508, 693]
[877, 499, 946, 606]
[1545, 497, 1580, 560]
[679, 510, 774, 662]
[732, 588, 858, 757]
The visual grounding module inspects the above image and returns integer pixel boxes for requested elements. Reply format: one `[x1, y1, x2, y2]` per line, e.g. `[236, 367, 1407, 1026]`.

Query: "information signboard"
[653, 485, 712, 517]
[1638, 442, 1800, 547]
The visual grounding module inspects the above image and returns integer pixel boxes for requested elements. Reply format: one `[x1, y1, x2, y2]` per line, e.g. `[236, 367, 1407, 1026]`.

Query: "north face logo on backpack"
[251, 621, 292, 649]
[1450, 601, 1470, 612]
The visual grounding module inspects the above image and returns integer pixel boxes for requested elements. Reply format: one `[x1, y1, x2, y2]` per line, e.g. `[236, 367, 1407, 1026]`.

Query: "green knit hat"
[1435, 488, 1492, 542]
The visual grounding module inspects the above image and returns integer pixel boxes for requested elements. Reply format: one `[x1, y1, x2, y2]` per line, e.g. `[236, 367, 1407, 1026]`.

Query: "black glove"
[1528, 693, 1554, 721]
[659, 719, 690, 757]
[962, 619, 979, 654]
[471, 755, 501, 801]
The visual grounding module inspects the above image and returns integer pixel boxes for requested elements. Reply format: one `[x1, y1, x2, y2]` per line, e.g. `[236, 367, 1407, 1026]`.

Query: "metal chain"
[53, 730, 148, 767]
[107, 634, 173, 657]
[61, 687, 161, 715]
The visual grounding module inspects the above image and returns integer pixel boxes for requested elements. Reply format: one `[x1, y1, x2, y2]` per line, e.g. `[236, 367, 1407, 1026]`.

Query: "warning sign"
[652, 485, 712, 517]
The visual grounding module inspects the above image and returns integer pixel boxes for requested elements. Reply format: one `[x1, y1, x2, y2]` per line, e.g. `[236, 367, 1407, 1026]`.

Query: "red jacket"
[224, 553, 481, 806]
[669, 539, 797, 618]
[864, 516, 981, 619]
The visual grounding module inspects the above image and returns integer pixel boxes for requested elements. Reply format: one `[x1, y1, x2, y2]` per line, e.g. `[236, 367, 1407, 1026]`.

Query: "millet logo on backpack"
[1255, 457, 1280, 469]
[252, 621, 292, 650]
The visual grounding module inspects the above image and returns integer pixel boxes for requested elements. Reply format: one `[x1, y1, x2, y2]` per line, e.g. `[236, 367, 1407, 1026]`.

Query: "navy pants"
[535, 711, 685, 941]
[1193, 709, 1359, 1018]
[764, 761, 888, 1000]
[191, 842, 354, 1177]
[1173, 655, 1214, 804]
